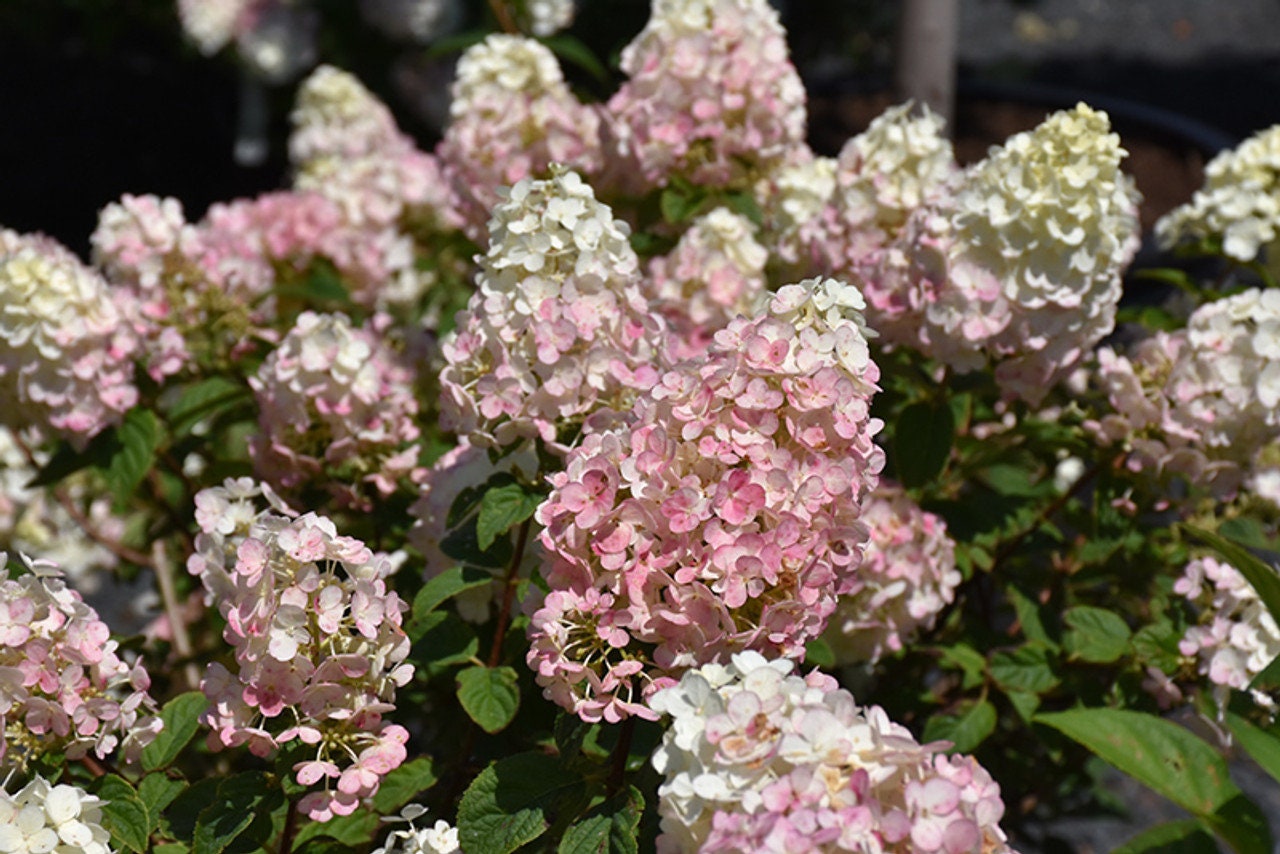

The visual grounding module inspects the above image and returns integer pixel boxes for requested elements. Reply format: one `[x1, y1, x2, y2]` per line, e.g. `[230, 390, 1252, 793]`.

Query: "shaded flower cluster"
[0, 552, 161, 771]
[190, 480, 412, 821]
[0, 775, 113, 854]
[373, 805, 461, 854]
[0, 230, 138, 444]
[822, 483, 960, 666]
[528, 278, 883, 723]
[439, 167, 658, 451]
[648, 652, 1015, 853]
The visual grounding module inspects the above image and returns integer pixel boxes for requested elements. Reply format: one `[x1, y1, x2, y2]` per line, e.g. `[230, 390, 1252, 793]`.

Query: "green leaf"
[1007, 585, 1056, 649]
[155, 845, 191, 854]
[143, 691, 208, 771]
[164, 778, 222, 843]
[922, 698, 997, 754]
[440, 515, 514, 569]
[105, 408, 162, 503]
[476, 483, 540, 551]
[411, 566, 493, 625]
[1249, 654, 1280, 692]
[1205, 792, 1273, 854]
[192, 771, 282, 854]
[659, 186, 705, 225]
[98, 774, 150, 854]
[541, 34, 610, 85]
[893, 400, 954, 488]
[165, 376, 253, 436]
[934, 643, 986, 691]
[803, 637, 835, 669]
[558, 785, 643, 854]
[25, 434, 113, 488]
[139, 774, 187, 834]
[1184, 525, 1280, 629]
[721, 190, 764, 227]
[978, 463, 1042, 497]
[1113, 819, 1219, 854]
[989, 645, 1060, 695]
[457, 752, 586, 854]
[1062, 606, 1132, 664]
[293, 812, 380, 847]
[1225, 712, 1280, 786]
[1036, 708, 1240, 815]
[457, 665, 521, 734]
[411, 610, 480, 671]
[554, 714, 592, 764]
[372, 756, 439, 813]
[1005, 690, 1040, 723]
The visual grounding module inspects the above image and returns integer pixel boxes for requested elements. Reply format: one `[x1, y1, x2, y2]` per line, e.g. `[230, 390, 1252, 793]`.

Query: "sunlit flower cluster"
[606, 0, 807, 188]
[0, 552, 161, 771]
[528, 278, 883, 723]
[1175, 555, 1280, 712]
[190, 481, 413, 821]
[0, 230, 138, 444]
[1089, 287, 1280, 498]
[438, 34, 602, 238]
[874, 104, 1141, 404]
[250, 311, 424, 508]
[649, 652, 1015, 853]
[439, 167, 658, 451]
[823, 483, 960, 666]
[0, 776, 113, 854]
[1156, 124, 1280, 269]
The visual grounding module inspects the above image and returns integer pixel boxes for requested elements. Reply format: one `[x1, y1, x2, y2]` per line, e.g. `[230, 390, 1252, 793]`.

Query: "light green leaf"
[143, 691, 208, 771]
[558, 786, 643, 854]
[989, 645, 1060, 695]
[803, 637, 835, 669]
[1225, 712, 1280, 786]
[457, 752, 586, 854]
[292, 812, 379, 847]
[1036, 708, 1239, 816]
[411, 566, 494, 625]
[934, 643, 986, 691]
[457, 665, 521, 734]
[105, 408, 162, 503]
[922, 699, 997, 754]
[1062, 606, 1131, 663]
[372, 756, 438, 813]
[138, 773, 187, 835]
[98, 775, 150, 854]
[1205, 793, 1273, 854]
[476, 483, 539, 551]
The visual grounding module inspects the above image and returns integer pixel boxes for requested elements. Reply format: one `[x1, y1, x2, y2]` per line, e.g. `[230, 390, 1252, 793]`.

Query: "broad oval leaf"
[98, 775, 150, 854]
[476, 483, 540, 551]
[457, 665, 521, 734]
[457, 752, 586, 854]
[558, 786, 643, 854]
[893, 400, 954, 489]
[1062, 605, 1131, 664]
[143, 691, 208, 771]
[922, 698, 997, 754]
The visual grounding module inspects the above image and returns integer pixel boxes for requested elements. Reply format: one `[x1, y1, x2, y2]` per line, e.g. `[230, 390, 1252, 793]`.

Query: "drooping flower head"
[527, 278, 883, 722]
[438, 34, 602, 238]
[649, 652, 1016, 853]
[0, 230, 138, 444]
[249, 311, 424, 508]
[190, 480, 413, 822]
[606, 0, 808, 189]
[439, 167, 658, 452]
[0, 552, 161, 772]
[872, 104, 1141, 405]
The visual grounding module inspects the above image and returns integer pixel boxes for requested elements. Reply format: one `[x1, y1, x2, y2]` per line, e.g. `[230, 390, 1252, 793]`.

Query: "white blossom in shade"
[0, 552, 162, 771]
[439, 167, 659, 452]
[527, 278, 883, 723]
[817, 102, 957, 281]
[373, 805, 461, 854]
[874, 104, 1141, 405]
[0, 776, 113, 854]
[189, 482, 412, 822]
[1087, 288, 1280, 499]
[177, 0, 254, 54]
[249, 311, 424, 507]
[755, 151, 837, 268]
[0, 230, 138, 445]
[822, 483, 960, 666]
[648, 652, 1016, 854]
[644, 207, 769, 362]
[606, 0, 807, 189]
[1156, 124, 1280, 267]
[437, 34, 601, 240]
[516, 0, 575, 36]
[1175, 555, 1280, 712]
[235, 0, 319, 83]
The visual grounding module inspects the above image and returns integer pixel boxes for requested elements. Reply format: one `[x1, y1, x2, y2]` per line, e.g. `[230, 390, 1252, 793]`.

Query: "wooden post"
[894, 0, 960, 131]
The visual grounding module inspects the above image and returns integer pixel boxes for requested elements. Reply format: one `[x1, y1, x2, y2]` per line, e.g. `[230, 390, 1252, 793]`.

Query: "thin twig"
[278, 797, 299, 854]
[606, 717, 636, 796]
[487, 0, 520, 33]
[152, 542, 200, 690]
[488, 517, 534, 668]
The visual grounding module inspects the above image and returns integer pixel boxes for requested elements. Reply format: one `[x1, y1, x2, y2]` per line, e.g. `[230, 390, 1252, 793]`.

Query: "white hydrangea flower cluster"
[1088, 287, 1280, 498]
[645, 207, 768, 361]
[1175, 555, 1280, 712]
[439, 167, 658, 451]
[823, 483, 961, 665]
[649, 652, 1014, 853]
[438, 34, 601, 239]
[177, 0, 253, 54]
[249, 311, 424, 508]
[766, 277, 878, 383]
[756, 153, 837, 267]
[874, 104, 1141, 405]
[517, 0, 576, 37]
[0, 776, 113, 854]
[0, 230, 138, 445]
[1156, 124, 1280, 266]
[373, 805, 461, 854]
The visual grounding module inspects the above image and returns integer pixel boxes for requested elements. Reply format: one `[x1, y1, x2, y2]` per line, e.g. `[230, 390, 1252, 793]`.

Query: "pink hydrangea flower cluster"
[645, 207, 769, 362]
[527, 278, 883, 723]
[648, 652, 1015, 854]
[0, 552, 161, 771]
[249, 310, 424, 508]
[1088, 287, 1280, 498]
[606, 0, 807, 189]
[437, 34, 603, 239]
[439, 167, 659, 451]
[0, 229, 138, 444]
[0, 775, 113, 854]
[189, 480, 413, 821]
[1175, 555, 1280, 713]
[870, 104, 1141, 405]
[823, 483, 961, 666]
